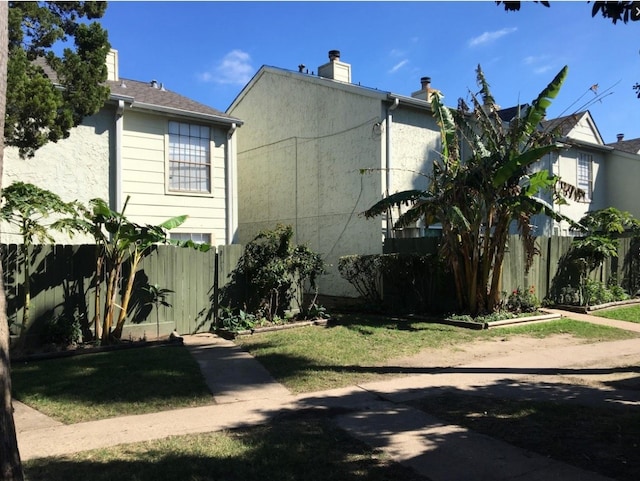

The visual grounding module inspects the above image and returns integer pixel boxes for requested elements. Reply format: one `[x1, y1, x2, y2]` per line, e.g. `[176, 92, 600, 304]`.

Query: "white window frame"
[169, 232, 212, 245]
[577, 152, 593, 202]
[167, 121, 213, 195]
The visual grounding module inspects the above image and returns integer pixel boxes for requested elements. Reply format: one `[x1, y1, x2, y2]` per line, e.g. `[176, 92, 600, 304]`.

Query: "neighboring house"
[2, 49, 243, 246]
[605, 134, 640, 220]
[229, 50, 640, 298]
[533, 111, 611, 236]
[228, 50, 443, 297]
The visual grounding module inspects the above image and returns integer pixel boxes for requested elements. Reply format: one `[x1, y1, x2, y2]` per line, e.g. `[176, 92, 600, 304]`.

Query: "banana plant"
[364, 65, 583, 315]
[60, 196, 186, 343]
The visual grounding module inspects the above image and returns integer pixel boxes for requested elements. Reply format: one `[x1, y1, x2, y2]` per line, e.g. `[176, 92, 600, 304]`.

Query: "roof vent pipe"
[617, 133, 624, 142]
[328, 50, 340, 62]
[420, 77, 431, 90]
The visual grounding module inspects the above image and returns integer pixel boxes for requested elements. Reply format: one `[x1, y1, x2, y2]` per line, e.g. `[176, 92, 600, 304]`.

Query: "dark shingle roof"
[108, 78, 238, 123]
[607, 137, 640, 154]
[540, 112, 584, 136]
[497, 104, 528, 122]
[33, 57, 238, 124]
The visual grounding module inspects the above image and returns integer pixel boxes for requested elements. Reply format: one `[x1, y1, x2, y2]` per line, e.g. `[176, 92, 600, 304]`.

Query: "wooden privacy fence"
[384, 235, 639, 307]
[2, 243, 244, 345]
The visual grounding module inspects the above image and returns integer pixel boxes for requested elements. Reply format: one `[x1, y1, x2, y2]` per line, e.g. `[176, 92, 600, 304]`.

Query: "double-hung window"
[577, 152, 593, 201]
[168, 121, 211, 193]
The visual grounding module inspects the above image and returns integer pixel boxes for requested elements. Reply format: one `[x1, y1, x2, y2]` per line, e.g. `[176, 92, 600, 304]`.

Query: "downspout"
[385, 97, 399, 238]
[114, 100, 125, 212]
[225, 122, 238, 244]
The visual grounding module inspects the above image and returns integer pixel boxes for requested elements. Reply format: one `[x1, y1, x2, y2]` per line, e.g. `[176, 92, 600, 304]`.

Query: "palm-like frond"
[362, 189, 426, 219]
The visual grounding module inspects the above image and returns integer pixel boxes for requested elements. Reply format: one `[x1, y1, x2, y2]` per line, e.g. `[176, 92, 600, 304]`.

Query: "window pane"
[168, 120, 212, 193]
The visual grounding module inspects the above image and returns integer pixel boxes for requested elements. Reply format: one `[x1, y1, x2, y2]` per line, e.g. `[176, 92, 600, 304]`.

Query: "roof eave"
[558, 136, 613, 152]
[131, 101, 243, 126]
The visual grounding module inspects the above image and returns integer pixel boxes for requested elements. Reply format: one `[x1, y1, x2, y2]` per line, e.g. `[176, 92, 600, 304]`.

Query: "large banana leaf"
[493, 143, 561, 187]
[362, 189, 426, 219]
[524, 66, 568, 136]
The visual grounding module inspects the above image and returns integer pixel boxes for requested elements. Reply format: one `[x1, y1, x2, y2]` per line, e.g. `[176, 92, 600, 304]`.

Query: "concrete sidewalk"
[15, 314, 640, 480]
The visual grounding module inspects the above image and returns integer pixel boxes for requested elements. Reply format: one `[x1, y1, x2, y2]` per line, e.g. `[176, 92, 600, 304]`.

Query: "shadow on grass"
[11, 345, 213, 418]
[24, 415, 428, 481]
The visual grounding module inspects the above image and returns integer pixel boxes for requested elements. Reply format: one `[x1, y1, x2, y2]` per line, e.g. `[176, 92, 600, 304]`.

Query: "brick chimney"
[318, 50, 351, 83]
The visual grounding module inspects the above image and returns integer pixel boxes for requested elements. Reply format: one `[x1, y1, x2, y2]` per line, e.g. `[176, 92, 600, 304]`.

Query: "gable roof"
[540, 112, 584, 136]
[608, 137, 640, 154]
[107, 78, 241, 125]
[497, 104, 528, 122]
[34, 56, 241, 126]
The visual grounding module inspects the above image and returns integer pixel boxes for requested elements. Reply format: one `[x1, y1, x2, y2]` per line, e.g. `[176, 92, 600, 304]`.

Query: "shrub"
[41, 313, 82, 347]
[219, 224, 325, 322]
[506, 286, 540, 314]
[583, 278, 629, 306]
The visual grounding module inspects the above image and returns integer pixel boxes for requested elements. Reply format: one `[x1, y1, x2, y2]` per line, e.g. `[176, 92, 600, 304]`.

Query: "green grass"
[11, 345, 213, 424]
[410, 393, 640, 481]
[24, 416, 428, 481]
[236, 315, 638, 393]
[593, 304, 640, 323]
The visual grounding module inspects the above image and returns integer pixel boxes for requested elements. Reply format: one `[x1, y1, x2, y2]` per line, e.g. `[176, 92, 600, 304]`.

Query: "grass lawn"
[236, 315, 639, 393]
[12, 315, 637, 423]
[11, 345, 213, 424]
[593, 304, 640, 323]
[24, 415, 428, 481]
[409, 393, 640, 481]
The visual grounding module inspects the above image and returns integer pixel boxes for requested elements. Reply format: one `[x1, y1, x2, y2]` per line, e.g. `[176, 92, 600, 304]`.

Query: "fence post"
[213, 250, 219, 330]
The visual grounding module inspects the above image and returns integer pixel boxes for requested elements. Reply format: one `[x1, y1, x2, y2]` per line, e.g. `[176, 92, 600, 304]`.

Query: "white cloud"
[389, 59, 409, 74]
[198, 50, 254, 85]
[523, 55, 553, 75]
[468, 27, 517, 47]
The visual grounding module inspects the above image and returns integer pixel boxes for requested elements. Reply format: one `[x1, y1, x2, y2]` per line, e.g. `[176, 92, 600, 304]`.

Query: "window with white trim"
[577, 152, 593, 201]
[170, 232, 211, 245]
[168, 121, 211, 193]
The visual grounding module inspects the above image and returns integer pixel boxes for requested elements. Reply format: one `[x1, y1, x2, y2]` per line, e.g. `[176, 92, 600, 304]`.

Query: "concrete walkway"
[14, 311, 640, 480]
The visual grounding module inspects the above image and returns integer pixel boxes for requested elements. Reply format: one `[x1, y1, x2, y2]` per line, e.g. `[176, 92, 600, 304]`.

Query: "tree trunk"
[0, 2, 25, 478]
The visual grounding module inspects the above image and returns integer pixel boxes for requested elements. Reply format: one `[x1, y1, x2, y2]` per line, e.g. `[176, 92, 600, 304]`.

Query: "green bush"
[41, 313, 82, 347]
[583, 279, 629, 306]
[506, 286, 540, 313]
[219, 224, 325, 322]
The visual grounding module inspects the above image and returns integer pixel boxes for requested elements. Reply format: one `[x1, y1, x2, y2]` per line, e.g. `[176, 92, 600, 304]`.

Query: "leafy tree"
[0, 181, 77, 346]
[497, 1, 639, 96]
[364, 65, 580, 316]
[7, 1, 110, 158]
[497, 0, 636, 23]
[550, 208, 639, 305]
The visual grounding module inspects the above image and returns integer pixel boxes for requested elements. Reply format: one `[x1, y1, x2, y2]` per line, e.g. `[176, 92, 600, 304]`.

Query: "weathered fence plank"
[1, 244, 239, 346]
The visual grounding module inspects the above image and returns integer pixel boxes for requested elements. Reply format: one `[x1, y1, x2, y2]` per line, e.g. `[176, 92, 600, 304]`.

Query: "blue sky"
[101, 1, 640, 143]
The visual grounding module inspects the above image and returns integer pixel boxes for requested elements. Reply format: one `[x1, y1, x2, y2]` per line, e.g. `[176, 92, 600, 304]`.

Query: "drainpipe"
[386, 97, 399, 238]
[225, 123, 238, 244]
[114, 100, 125, 212]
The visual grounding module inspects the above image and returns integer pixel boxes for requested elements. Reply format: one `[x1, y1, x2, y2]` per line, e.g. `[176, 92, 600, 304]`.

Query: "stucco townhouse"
[2, 49, 243, 247]
[227, 50, 640, 298]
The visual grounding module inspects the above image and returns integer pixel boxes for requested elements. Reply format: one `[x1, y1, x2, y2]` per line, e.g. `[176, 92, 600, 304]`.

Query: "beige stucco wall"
[1, 108, 114, 244]
[386, 106, 440, 234]
[230, 69, 388, 296]
[604, 150, 640, 219]
[120, 110, 229, 245]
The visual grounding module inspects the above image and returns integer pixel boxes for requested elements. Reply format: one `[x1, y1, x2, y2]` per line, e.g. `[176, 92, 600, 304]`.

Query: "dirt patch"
[389, 334, 584, 369]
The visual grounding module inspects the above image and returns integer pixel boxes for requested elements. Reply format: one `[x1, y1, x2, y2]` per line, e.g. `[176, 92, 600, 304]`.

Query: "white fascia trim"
[131, 101, 243, 126]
